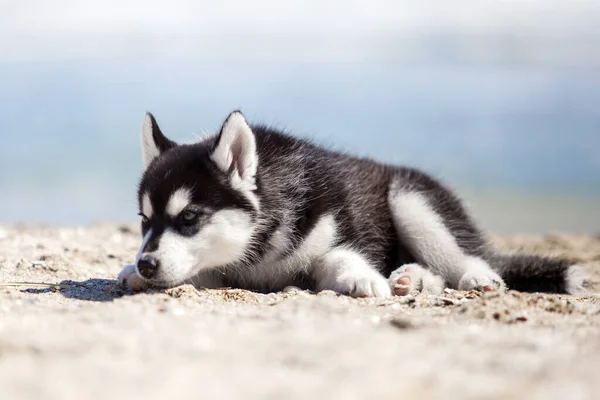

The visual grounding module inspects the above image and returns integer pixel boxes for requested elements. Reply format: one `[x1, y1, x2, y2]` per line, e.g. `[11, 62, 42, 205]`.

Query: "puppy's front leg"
[311, 247, 391, 298]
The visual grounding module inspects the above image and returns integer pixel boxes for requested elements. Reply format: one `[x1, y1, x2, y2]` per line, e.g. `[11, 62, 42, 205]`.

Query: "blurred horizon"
[1, 1, 599, 233]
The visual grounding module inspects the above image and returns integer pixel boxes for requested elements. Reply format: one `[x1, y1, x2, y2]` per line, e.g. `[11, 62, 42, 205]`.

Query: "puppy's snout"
[137, 256, 159, 279]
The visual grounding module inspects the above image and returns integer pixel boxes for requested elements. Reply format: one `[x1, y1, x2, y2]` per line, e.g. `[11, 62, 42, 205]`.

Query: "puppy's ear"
[210, 111, 258, 191]
[141, 112, 176, 168]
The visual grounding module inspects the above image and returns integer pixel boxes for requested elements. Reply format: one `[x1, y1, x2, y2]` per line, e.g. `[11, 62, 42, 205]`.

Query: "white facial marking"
[142, 193, 153, 218]
[166, 187, 192, 217]
[141, 113, 160, 168]
[148, 209, 255, 284]
[136, 228, 153, 266]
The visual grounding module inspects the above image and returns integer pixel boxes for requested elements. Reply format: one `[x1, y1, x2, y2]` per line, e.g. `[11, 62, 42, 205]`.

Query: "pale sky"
[2, 0, 599, 63]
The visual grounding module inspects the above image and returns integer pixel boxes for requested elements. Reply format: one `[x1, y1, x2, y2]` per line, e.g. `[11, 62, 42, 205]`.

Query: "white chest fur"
[237, 213, 339, 290]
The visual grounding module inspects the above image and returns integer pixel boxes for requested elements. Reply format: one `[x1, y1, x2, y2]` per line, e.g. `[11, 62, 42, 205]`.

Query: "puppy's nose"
[137, 256, 159, 279]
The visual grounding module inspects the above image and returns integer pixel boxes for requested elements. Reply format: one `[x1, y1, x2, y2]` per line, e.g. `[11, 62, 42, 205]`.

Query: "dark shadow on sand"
[54, 278, 127, 302]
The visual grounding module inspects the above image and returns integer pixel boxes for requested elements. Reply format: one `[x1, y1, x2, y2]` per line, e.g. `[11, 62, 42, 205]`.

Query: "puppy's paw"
[337, 271, 392, 298]
[388, 263, 445, 296]
[316, 264, 391, 298]
[313, 248, 392, 298]
[458, 257, 505, 292]
[117, 264, 149, 292]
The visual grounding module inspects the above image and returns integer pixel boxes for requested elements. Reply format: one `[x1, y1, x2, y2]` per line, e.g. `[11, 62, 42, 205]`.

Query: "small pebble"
[31, 260, 47, 267]
[389, 317, 414, 330]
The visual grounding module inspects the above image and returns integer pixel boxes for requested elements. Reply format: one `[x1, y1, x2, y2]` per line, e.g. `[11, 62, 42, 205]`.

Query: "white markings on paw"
[313, 248, 391, 298]
[388, 190, 468, 287]
[117, 264, 149, 292]
[388, 263, 445, 296]
[339, 271, 391, 298]
[457, 257, 506, 292]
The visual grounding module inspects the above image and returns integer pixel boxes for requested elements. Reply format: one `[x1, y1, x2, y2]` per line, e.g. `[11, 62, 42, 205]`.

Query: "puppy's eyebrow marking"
[142, 193, 153, 218]
[166, 187, 192, 217]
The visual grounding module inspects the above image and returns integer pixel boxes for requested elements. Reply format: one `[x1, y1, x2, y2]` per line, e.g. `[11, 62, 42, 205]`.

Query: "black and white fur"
[118, 111, 587, 297]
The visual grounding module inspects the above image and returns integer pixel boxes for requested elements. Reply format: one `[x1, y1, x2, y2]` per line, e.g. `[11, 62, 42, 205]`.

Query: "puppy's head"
[135, 111, 259, 286]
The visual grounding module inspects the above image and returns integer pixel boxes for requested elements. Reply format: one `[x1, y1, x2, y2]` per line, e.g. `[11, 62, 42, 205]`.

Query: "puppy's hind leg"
[388, 188, 505, 292]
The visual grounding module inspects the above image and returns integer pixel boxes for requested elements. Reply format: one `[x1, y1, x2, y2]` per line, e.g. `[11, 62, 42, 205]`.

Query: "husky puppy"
[118, 111, 586, 297]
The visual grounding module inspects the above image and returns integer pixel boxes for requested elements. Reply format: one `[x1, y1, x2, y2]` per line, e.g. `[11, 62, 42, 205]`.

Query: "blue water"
[1, 58, 599, 232]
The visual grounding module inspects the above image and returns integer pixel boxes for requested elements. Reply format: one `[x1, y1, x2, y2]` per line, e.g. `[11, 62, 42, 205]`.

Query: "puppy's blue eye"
[180, 210, 199, 224]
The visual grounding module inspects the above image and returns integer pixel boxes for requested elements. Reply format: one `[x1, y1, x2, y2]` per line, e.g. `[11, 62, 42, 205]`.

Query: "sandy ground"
[0, 224, 599, 400]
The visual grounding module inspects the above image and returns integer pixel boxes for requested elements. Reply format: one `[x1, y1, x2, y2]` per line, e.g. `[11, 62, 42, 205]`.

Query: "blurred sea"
[1, 61, 599, 233]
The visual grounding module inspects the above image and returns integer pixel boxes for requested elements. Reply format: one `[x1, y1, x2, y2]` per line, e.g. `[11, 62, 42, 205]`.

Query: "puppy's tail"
[486, 252, 587, 294]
